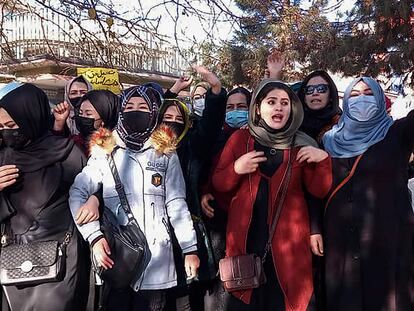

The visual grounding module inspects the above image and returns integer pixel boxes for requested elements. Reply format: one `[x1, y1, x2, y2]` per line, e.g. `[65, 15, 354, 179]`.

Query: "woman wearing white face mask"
[191, 82, 210, 117]
[322, 77, 414, 311]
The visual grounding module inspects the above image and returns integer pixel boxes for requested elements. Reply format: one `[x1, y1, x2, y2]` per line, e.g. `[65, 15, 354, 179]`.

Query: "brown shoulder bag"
[219, 145, 294, 292]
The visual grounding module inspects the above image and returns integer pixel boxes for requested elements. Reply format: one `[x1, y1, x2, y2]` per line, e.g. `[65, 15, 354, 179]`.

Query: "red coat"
[212, 129, 332, 311]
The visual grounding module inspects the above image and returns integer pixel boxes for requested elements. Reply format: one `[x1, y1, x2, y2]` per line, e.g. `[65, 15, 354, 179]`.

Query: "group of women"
[0, 61, 412, 311]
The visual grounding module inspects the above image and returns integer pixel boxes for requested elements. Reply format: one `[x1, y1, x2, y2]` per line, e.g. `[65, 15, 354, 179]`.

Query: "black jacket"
[176, 88, 227, 216]
[176, 88, 227, 281]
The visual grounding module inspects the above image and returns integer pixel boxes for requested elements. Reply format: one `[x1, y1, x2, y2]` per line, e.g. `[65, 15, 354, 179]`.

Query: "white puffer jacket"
[69, 129, 197, 290]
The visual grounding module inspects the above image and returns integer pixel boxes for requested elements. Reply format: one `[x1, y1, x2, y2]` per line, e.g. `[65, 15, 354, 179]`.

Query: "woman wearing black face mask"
[70, 85, 199, 311]
[52, 75, 93, 136]
[0, 83, 89, 311]
[158, 99, 189, 141]
[73, 90, 119, 155]
[157, 67, 227, 311]
[156, 99, 193, 310]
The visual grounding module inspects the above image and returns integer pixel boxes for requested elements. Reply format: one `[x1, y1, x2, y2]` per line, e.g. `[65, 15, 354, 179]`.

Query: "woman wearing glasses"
[296, 71, 342, 310]
[297, 71, 341, 147]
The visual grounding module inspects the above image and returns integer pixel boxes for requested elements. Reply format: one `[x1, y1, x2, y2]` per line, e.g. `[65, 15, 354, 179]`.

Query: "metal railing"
[0, 38, 195, 76]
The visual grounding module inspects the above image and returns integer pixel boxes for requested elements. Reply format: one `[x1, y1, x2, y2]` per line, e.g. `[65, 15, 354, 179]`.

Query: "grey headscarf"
[248, 79, 317, 149]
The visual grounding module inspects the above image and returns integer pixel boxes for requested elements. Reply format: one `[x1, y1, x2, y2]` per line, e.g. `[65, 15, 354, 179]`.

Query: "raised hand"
[192, 65, 221, 95]
[53, 102, 70, 132]
[170, 76, 194, 94]
[267, 52, 286, 80]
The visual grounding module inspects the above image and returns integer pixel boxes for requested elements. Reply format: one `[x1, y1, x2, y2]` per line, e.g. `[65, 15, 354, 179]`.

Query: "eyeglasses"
[304, 84, 329, 95]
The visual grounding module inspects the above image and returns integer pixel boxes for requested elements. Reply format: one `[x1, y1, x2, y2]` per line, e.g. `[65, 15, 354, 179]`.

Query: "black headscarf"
[116, 85, 162, 151]
[0, 83, 79, 231]
[297, 70, 341, 140]
[81, 90, 119, 130]
[0, 83, 75, 172]
[227, 87, 252, 106]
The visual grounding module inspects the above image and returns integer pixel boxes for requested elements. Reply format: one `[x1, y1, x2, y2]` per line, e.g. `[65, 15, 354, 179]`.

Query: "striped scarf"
[116, 85, 162, 151]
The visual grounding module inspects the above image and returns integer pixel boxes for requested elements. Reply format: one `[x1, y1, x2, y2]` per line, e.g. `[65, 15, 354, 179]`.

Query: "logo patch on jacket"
[151, 173, 162, 187]
[146, 161, 166, 172]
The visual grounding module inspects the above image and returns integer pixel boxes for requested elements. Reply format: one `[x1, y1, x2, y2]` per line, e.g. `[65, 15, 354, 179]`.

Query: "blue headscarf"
[322, 77, 394, 158]
[0, 82, 23, 100]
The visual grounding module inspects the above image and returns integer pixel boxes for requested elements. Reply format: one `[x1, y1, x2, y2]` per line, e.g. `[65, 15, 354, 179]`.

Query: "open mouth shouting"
[258, 88, 292, 130]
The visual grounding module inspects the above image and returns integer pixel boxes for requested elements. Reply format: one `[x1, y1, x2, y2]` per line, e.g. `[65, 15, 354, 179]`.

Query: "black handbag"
[0, 223, 73, 286]
[94, 153, 151, 290]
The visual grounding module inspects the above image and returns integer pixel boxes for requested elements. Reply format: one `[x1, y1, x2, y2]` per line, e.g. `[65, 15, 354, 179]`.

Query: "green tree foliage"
[204, 0, 414, 87]
[326, 0, 414, 78]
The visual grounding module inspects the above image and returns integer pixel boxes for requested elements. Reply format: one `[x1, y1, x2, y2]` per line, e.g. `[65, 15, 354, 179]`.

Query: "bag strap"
[0, 220, 74, 248]
[62, 221, 74, 247]
[325, 154, 363, 210]
[106, 152, 140, 227]
[262, 145, 294, 263]
[0, 222, 8, 247]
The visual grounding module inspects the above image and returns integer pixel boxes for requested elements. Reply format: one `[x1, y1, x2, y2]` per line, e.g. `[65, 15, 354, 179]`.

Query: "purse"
[0, 223, 73, 286]
[94, 152, 151, 290]
[219, 254, 266, 292]
[219, 145, 294, 292]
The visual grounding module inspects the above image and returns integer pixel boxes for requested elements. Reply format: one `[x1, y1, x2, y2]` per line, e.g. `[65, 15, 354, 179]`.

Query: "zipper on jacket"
[151, 202, 156, 245]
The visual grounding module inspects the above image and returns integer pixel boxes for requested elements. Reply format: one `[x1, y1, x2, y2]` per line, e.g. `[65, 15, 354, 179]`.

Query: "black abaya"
[0, 83, 89, 311]
[324, 111, 414, 311]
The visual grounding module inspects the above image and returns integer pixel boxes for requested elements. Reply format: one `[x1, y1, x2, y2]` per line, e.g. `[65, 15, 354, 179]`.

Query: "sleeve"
[189, 88, 227, 159]
[0, 192, 16, 223]
[306, 192, 324, 235]
[163, 89, 178, 99]
[68, 153, 106, 244]
[61, 145, 87, 184]
[212, 131, 244, 194]
[50, 114, 71, 137]
[165, 152, 198, 254]
[402, 110, 414, 153]
[303, 156, 333, 199]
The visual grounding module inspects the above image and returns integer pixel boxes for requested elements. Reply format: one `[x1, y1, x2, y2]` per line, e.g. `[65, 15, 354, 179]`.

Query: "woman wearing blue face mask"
[322, 77, 414, 311]
[198, 86, 251, 311]
[224, 87, 251, 131]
